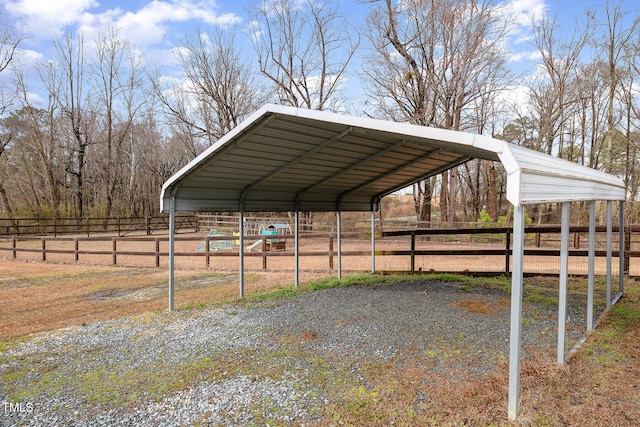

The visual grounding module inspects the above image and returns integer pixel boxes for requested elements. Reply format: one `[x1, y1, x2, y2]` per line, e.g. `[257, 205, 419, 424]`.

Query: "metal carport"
[160, 104, 627, 420]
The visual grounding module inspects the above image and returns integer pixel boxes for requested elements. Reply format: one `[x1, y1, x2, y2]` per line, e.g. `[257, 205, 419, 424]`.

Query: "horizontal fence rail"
[0, 224, 638, 276]
[381, 225, 632, 275]
[0, 215, 199, 237]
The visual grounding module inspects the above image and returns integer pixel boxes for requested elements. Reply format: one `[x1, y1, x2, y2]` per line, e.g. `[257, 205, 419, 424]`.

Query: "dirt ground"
[0, 259, 336, 340]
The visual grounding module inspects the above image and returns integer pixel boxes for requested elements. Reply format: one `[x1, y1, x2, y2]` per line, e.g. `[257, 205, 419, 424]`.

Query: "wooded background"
[1, 1, 639, 224]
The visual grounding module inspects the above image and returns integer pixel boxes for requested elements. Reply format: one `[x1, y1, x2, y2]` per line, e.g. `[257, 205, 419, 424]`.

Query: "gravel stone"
[1, 280, 585, 426]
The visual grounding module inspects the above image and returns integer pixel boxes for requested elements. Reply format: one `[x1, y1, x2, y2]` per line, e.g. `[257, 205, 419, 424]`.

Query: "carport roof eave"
[498, 143, 627, 206]
[160, 104, 627, 213]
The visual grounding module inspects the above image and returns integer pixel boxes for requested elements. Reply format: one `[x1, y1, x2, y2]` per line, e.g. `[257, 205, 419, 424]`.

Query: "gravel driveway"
[1, 280, 582, 426]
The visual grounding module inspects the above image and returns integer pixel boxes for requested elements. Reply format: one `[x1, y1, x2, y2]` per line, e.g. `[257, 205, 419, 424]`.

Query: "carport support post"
[619, 201, 624, 294]
[587, 201, 596, 331]
[239, 209, 245, 298]
[371, 210, 375, 273]
[606, 201, 612, 308]
[168, 196, 176, 312]
[295, 211, 300, 287]
[557, 202, 570, 364]
[508, 204, 525, 421]
[337, 210, 342, 279]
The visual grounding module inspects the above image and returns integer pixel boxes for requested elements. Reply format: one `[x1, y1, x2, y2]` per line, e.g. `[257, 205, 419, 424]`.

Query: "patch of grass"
[0, 336, 30, 352]
[195, 272, 226, 278]
[2, 360, 65, 402]
[2, 350, 254, 407]
[418, 273, 512, 292]
[325, 357, 437, 426]
[239, 273, 516, 307]
[247, 285, 299, 302]
[77, 356, 228, 406]
[523, 287, 557, 306]
[609, 303, 640, 331]
[419, 272, 466, 283]
[582, 339, 626, 368]
[242, 274, 389, 304]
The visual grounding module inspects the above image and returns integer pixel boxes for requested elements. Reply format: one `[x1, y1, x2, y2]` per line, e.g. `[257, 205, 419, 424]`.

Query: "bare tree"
[527, 10, 593, 157]
[594, 0, 640, 172]
[122, 110, 171, 216]
[5, 70, 66, 217]
[249, 0, 358, 111]
[42, 30, 96, 219]
[0, 14, 23, 218]
[154, 27, 263, 150]
[363, 0, 512, 222]
[91, 24, 149, 217]
[0, 126, 14, 217]
[576, 63, 609, 168]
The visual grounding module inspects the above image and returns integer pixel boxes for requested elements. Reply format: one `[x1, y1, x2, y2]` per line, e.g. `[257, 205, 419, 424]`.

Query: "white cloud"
[509, 49, 543, 63]
[114, 1, 241, 49]
[502, 0, 548, 44]
[496, 83, 531, 113]
[4, 0, 99, 37]
[504, 0, 547, 27]
[4, 0, 242, 51]
[15, 48, 44, 67]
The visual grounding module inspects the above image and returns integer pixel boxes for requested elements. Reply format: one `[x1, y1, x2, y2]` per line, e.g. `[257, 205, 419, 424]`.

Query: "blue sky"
[0, 0, 633, 110]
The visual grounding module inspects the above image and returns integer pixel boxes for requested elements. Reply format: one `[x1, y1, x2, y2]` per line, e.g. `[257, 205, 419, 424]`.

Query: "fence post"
[329, 236, 334, 270]
[147, 216, 152, 236]
[112, 238, 117, 265]
[262, 236, 268, 270]
[75, 238, 79, 262]
[410, 231, 416, 272]
[205, 236, 210, 268]
[12, 237, 16, 259]
[625, 227, 631, 274]
[41, 238, 46, 262]
[505, 231, 511, 274]
[155, 238, 160, 267]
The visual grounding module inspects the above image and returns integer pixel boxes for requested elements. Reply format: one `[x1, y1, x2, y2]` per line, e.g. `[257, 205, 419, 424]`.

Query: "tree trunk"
[440, 172, 449, 222]
[488, 160, 497, 221]
[0, 182, 14, 219]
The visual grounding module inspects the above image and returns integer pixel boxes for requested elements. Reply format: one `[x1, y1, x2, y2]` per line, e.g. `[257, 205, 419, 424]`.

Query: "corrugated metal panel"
[161, 104, 626, 213]
[499, 144, 626, 205]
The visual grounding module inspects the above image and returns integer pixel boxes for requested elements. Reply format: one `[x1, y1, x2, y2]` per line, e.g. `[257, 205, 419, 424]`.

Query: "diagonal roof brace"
[336, 148, 443, 210]
[294, 139, 408, 209]
[372, 155, 473, 204]
[241, 126, 353, 203]
[172, 113, 278, 193]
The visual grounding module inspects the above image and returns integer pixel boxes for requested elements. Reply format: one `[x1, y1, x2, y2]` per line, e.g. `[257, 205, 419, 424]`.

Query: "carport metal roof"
[160, 104, 626, 213]
[160, 104, 627, 422]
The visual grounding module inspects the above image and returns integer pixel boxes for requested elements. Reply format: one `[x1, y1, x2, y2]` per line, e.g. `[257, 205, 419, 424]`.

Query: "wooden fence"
[1, 225, 638, 275]
[0, 233, 344, 270]
[381, 225, 633, 275]
[0, 214, 199, 237]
